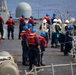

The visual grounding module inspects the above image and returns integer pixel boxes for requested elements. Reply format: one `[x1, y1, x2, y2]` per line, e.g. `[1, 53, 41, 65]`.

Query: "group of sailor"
[19, 15, 48, 70]
[51, 14, 74, 56]
[0, 13, 75, 70]
[0, 13, 48, 70]
[0, 14, 15, 40]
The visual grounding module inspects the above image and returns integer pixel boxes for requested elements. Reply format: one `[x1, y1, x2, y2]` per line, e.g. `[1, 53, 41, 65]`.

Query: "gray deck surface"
[0, 20, 76, 75]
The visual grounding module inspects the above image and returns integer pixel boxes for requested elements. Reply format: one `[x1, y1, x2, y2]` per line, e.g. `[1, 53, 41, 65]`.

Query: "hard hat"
[53, 19, 57, 22]
[40, 32, 46, 37]
[69, 18, 75, 23]
[21, 14, 25, 18]
[65, 20, 69, 23]
[69, 25, 74, 29]
[23, 26, 28, 30]
[9, 16, 12, 18]
[46, 14, 49, 16]
[43, 19, 47, 23]
[28, 23, 32, 28]
[53, 13, 56, 17]
[57, 19, 62, 23]
[30, 15, 34, 18]
[31, 28, 36, 33]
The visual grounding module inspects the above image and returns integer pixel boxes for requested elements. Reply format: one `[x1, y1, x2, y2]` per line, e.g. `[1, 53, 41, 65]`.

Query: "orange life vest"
[44, 16, 49, 21]
[19, 17, 26, 25]
[38, 36, 47, 48]
[28, 33, 36, 45]
[7, 18, 13, 26]
[0, 16, 4, 25]
[28, 18, 34, 24]
[21, 30, 28, 41]
[0, 38, 2, 42]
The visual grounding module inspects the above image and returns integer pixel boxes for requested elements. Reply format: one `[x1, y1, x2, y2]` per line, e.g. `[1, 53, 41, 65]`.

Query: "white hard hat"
[65, 20, 69, 23]
[69, 18, 75, 23]
[53, 19, 57, 22]
[57, 19, 62, 23]
[43, 19, 47, 23]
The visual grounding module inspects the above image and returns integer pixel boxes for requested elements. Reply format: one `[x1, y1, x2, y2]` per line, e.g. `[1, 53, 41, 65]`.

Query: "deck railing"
[25, 62, 76, 75]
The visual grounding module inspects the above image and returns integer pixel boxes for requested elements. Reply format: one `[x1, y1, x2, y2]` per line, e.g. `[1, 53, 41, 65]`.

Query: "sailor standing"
[0, 14, 4, 39]
[52, 19, 61, 47]
[44, 14, 51, 39]
[39, 19, 49, 43]
[64, 25, 74, 56]
[60, 20, 69, 52]
[18, 14, 26, 39]
[6, 16, 15, 40]
[37, 32, 47, 66]
[21, 26, 29, 66]
[28, 16, 34, 27]
[51, 19, 58, 47]
[28, 28, 40, 70]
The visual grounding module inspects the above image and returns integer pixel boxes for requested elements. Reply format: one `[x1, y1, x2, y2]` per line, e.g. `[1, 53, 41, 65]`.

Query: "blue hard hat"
[40, 32, 46, 37]
[53, 13, 56, 17]
[30, 15, 34, 18]
[69, 25, 74, 29]
[21, 14, 25, 18]
[28, 23, 32, 28]
[46, 14, 49, 16]
[31, 28, 36, 33]
[23, 26, 28, 31]
[9, 16, 12, 18]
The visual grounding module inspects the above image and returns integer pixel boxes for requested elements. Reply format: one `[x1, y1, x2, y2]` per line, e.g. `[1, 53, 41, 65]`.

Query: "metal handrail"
[25, 62, 76, 75]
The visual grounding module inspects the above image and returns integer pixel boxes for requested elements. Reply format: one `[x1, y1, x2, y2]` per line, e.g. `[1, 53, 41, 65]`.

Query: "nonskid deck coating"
[0, 19, 76, 75]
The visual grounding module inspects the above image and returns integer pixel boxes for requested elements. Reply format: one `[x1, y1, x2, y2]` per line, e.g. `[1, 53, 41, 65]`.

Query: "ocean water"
[6, 0, 76, 19]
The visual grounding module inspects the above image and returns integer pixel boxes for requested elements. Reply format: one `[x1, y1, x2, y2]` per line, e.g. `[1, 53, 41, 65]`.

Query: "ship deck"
[0, 19, 76, 75]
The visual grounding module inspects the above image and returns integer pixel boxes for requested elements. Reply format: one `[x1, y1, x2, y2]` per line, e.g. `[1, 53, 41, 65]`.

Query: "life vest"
[21, 30, 28, 41]
[28, 33, 36, 45]
[0, 38, 2, 42]
[57, 24, 62, 33]
[19, 17, 26, 25]
[28, 18, 34, 24]
[41, 23, 48, 32]
[38, 36, 47, 48]
[61, 24, 67, 34]
[52, 23, 57, 33]
[44, 16, 49, 21]
[6, 19, 13, 26]
[28, 29, 31, 34]
[0, 16, 2, 18]
[0, 16, 4, 25]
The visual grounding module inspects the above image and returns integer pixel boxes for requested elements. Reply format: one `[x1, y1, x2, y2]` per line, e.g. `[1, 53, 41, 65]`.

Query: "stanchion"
[70, 62, 74, 75]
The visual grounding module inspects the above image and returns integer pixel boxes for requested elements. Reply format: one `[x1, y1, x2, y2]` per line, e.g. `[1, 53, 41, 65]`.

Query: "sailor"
[27, 23, 32, 34]
[51, 13, 57, 24]
[21, 25, 29, 66]
[0, 14, 4, 39]
[28, 28, 40, 70]
[60, 20, 69, 52]
[37, 32, 47, 66]
[39, 19, 49, 43]
[55, 19, 62, 47]
[44, 14, 51, 25]
[64, 25, 74, 56]
[18, 14, 26, 39]
[28, 16, 34, 27]
[6, 16, 15, 40]
[44, 14, 51, 39]
[51, 19, 58, 48]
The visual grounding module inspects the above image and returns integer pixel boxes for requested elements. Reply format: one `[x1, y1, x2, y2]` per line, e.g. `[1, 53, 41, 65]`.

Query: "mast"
[0, 0, 8, 12]
[0, 0, 10, 22]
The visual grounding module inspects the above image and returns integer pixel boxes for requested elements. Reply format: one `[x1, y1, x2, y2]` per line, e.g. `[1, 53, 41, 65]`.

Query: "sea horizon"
[6, 0, 76, 20]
